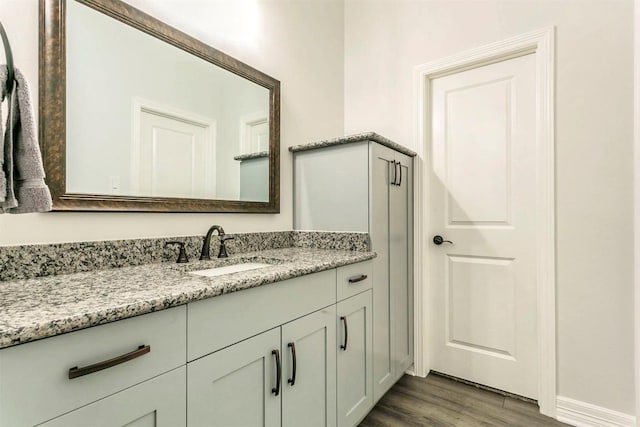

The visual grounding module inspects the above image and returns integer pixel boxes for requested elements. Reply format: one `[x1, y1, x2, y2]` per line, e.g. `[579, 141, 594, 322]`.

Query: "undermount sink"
[189, 262, 272, 278]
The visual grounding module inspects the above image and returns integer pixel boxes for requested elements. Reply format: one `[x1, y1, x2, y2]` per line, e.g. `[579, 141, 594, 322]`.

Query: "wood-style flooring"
[360, 374, 569, 427]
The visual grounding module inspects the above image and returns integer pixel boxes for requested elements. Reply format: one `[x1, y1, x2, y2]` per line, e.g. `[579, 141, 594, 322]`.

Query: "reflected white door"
[249, 120, 269, 152]
[429, 54, 537, 399]
[241, 116, 269, 154]
[138, 111, 215, 198]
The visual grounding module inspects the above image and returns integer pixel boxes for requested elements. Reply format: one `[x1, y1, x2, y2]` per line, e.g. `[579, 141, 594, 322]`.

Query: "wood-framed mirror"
[39, 0, 280, 212]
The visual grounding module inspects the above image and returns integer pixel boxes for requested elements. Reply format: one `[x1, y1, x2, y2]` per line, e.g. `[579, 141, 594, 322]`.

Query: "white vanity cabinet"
[0, 260, 374, 427]
[0, 306, 187, 427]
[186, 270, 338, 427]
[294, 141, 414, 402]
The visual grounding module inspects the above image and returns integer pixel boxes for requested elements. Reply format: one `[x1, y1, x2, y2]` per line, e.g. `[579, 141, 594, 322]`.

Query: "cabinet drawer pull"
[68, 344, 150, 379]
[348, 274, 368, 284]
[287, 342, 297, 386]
[272, 349, 281, 396]
[340, 316, 348, 351]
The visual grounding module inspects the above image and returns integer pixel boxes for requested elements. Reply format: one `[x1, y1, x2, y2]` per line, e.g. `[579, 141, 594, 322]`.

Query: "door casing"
[412, 27, 556, 417]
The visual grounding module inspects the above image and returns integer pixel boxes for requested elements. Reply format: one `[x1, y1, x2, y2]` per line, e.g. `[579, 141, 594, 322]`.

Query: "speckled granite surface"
[233, 150, 269, 161]
[0, 248, 375, 349]
[288, 132, 417, 157]
[293, 231, 369, 251]
[0, 231, 368, 282]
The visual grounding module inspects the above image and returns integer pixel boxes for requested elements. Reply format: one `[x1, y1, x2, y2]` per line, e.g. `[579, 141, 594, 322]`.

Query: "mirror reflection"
[65, 0, 270, 202]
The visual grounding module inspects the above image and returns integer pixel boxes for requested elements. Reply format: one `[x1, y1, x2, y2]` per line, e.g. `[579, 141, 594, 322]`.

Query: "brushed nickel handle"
[68, 345, 150, 379]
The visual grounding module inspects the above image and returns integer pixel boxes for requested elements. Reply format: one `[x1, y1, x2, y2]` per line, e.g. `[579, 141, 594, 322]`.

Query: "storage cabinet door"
[187, 328, 281, 427]
[371, 143, 394, 401]
[337, 290, 373, 427]
[390, 154, 413, 379]
[40, 367, 186, 427]
[281, 306, 337, 427]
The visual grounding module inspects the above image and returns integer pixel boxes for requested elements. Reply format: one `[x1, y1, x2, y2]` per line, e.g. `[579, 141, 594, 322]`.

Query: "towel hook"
[0, 21, 14, 95]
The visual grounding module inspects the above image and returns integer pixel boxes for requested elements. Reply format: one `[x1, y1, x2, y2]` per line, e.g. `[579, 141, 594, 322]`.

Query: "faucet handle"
[218, 236, 235, 258]
[165, 241, 189, 263]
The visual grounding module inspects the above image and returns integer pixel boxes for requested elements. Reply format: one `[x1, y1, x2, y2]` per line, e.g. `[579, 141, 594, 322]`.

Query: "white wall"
[0, 0, 344, 245]
[344, 0, 635, 416]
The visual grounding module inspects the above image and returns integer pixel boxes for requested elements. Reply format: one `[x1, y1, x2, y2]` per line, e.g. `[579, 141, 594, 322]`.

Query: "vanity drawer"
[0, 306, 186, 427]
[337, 260, 373, 301]
[188, 269, 336, 361]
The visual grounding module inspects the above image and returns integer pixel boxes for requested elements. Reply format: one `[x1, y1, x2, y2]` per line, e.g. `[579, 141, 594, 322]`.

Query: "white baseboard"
[556, 396, 636, 427]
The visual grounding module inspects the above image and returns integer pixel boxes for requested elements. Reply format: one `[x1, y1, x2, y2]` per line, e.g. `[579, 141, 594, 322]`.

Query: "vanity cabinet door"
[187, 328, 281, 427]
[281, 306, 337, 427]
[390, 152, 413, 380]
[40, 367, 186, 427]
[371, 143, 414, 399]
[371, 145, 394, 401]
[336, 290, 373, 427]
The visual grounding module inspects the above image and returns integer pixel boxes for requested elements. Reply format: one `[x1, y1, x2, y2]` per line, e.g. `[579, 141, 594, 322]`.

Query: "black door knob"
[433, 235, 453, 245]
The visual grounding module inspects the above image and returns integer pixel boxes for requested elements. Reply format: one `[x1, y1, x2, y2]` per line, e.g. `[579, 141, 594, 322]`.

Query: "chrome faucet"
[200, 225, 235, 260]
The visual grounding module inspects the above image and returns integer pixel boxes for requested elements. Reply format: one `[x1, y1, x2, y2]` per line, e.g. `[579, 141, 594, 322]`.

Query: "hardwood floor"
[360, 374, 569, 427]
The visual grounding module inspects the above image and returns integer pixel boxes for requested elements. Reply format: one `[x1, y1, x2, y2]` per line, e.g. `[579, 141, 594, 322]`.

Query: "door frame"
[412, 27, 556, 417]
[634, 2, 640, 424]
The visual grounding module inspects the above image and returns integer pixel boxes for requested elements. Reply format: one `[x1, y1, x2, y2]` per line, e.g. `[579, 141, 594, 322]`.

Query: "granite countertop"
[0, 248, 375, 350]
[288, 132, 417, 157]
[233, 150, 269, 161]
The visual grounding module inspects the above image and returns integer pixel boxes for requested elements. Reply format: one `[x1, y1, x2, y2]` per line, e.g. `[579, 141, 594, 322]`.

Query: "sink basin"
[189, 262, 272, 278]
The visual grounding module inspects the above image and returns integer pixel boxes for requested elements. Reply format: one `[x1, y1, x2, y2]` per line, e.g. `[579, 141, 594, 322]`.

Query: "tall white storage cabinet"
[292, 135, 414, 403]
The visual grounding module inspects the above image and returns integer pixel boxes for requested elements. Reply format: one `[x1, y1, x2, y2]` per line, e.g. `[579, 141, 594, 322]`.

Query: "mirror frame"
[39, 0, 280, 212]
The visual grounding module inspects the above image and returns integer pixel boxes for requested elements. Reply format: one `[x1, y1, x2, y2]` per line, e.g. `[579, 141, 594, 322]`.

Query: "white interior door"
[137, 110, 215, 198]
[240, 114, 269, 154]
[249, 120, 269, 152]
[429, 53, 538, 399]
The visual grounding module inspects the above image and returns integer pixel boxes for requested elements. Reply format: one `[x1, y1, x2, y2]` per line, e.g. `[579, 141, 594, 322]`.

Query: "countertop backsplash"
[0, 231, 369, 282]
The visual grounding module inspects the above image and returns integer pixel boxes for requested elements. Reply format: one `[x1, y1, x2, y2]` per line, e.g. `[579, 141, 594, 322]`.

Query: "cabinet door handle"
[287, 342, 297, 386]
[272, 349, 281, 396]
[348, 274, 368, 284]
[340, 316, 348, 351]
[395, 161, 400, 186]
[68, 344, 150, 380]
[390, 161, 396, 186]
[398, 162, 402, 186]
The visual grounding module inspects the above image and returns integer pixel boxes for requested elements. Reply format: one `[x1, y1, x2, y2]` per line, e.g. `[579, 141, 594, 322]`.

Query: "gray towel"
[0, 66, 12, 206]
[0, 66, 52, 213]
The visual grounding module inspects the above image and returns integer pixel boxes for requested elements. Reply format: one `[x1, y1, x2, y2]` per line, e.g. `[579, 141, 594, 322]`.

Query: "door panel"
[447, 255, 516, 358]
[391, 159, 412, 377]
[370, 144, 393, 401]
[446, 79, 512, 225]
[40, 367, 186, 427]
[430, 53, 537, 399]
[281, 307, 337, 427]
[187, 328, 281, 427]
[138, 110, 214, 199]
[337, 291, 373, 427]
